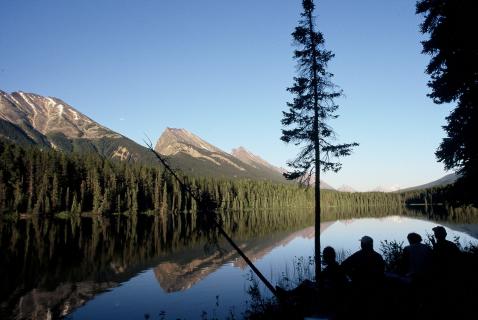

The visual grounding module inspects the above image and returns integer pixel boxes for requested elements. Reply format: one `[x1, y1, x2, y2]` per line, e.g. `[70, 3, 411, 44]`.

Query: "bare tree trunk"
[314, 150, 321, 279]
[307, 4, 321, 281]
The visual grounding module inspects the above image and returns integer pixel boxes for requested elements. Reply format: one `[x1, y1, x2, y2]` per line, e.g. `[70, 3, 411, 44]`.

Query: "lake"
[1, 207, 477, 319]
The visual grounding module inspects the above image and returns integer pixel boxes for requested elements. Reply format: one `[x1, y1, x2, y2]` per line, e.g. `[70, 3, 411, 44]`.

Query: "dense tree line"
[0, 141, 315, 215]
[0, 141, 473, 217]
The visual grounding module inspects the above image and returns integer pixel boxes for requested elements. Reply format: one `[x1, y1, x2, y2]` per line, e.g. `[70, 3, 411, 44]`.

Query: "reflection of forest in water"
[0, 205, 476, 319]
[0, 208, 314, 319]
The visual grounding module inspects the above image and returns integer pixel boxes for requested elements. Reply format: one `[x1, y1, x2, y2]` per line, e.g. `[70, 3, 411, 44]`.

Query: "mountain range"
[398, 173, 459, 192]
[0, 90, 334, 186]
[0, 90, 457, 191]
[154, 127, 287, 182]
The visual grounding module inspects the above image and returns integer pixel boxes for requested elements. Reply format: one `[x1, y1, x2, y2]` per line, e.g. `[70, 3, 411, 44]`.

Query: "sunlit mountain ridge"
[0, 90, 335, 186]
[0, 90, 456, 191]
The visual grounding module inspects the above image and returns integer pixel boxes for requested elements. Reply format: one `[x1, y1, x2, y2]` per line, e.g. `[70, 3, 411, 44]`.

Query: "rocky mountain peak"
[1, 90, 120, 139]
[155, 127, 224, 156]
[154, 128, 294, 181]
[0, 89, 157, 162]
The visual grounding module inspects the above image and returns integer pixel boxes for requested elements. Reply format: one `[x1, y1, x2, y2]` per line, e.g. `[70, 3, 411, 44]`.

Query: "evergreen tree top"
[281, 0, 358, 183]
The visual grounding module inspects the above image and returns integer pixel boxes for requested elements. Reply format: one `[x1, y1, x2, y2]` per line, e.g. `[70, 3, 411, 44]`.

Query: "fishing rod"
[144, 138, 278, 298]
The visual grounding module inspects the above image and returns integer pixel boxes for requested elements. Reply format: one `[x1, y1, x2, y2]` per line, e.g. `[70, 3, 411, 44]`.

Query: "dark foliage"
[0, 140, 314, 215]
[416, 0, 478, 205]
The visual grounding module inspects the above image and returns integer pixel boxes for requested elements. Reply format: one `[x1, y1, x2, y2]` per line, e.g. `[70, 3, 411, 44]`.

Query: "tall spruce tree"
[416, 0, 477, 205]
[281, 0, 358, 276]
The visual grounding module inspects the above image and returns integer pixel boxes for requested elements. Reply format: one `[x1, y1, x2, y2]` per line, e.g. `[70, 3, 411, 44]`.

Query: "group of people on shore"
[278, 226, 463, 318]
[341, 225, 460, 287]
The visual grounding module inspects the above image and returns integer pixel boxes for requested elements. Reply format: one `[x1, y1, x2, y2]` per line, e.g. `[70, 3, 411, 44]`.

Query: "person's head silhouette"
[323, 246, 336, 265]
[432, 226, 447, 241]
[360, 235, 373, 250]
[407, 232, 422, 245]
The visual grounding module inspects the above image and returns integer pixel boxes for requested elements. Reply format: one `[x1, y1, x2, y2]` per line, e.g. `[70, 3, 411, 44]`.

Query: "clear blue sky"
[0, 0, 453, 191]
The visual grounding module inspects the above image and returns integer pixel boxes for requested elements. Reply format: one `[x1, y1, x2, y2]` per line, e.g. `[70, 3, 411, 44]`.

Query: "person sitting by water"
[341, 236, 385, 319]
[317, 246, 348, 316]
[275, 247, 346, 306]
[318, 246, 347, 290]
[341, 235, 385, 290]
[430, 226, 461, 268]
[428, 226, 463, 317]
[401, 232, 432, 284]
[430, 226, 461, 284]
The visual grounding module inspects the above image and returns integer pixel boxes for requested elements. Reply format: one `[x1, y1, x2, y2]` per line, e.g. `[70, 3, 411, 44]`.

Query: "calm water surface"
[1, 208, 477, 319]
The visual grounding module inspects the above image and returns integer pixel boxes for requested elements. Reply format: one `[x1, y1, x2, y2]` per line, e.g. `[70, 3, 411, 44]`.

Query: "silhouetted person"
[317, 246, 347, 317]
[429, 226, 462, 318]
[341, 236, 385, 290]
[275, 246, 346, 317]
[318, 246, 347, 291]
[341, 236, 385, 319]
[402, 232, 432, 283]
[430, 226, 460, 273]
[429, 226, 461, 284]
[398, 232, 434, 316]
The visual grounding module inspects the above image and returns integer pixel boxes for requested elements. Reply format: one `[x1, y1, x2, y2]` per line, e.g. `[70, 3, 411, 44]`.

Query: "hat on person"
[359, 235, 373, 245]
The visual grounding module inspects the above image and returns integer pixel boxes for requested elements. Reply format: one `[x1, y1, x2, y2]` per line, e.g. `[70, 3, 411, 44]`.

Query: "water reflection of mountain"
[0, 209, 313, 319]
[153, 222, 334, 293]
[1, 206, 476, 319]
[10, 281, 116, 320]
